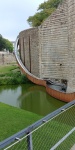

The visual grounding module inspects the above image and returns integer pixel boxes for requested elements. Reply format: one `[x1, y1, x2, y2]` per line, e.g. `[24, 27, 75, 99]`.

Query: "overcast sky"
[0, 0, 46, 41]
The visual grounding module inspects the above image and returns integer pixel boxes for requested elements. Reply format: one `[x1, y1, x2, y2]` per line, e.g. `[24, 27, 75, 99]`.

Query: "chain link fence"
[0, 101, 75, 150]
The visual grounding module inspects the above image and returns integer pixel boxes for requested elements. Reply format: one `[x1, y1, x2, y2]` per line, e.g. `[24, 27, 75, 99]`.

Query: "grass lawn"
[32, 106, 75, 150]
[0, 102, 75, 150]
[0, 64, 18, 73]
[1, 104, 75, 150]
[0, 102, 42, 141]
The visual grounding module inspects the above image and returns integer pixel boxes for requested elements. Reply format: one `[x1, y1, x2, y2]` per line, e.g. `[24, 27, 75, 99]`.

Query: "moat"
[0, 84, 65, 116]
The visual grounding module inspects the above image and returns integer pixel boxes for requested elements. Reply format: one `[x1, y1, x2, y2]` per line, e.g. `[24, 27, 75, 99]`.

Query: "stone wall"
[67, 0, 75, 92]
[19, 28, 40, 77]
[39, 0, 68, 81]
[0, 52, 16, 65]
[19, 0, 75, 93]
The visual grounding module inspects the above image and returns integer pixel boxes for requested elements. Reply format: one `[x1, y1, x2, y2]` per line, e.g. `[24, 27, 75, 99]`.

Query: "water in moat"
[0, 84, 66, 116]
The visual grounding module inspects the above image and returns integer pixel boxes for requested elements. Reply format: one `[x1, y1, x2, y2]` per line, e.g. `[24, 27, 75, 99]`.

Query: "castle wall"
[0, 52, 16, 65]
[19, 0, 75, 93]
[67, 0, 75, 92]
[19, 28, 40, 77]
[39, 0, 69, 80]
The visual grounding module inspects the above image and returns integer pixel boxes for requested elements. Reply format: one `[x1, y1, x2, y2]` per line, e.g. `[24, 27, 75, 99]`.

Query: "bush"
[0, 72, 32, 85]
[0, 65, 33, 85]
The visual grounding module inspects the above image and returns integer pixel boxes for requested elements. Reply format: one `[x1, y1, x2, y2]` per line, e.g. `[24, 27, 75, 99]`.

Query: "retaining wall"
[0, 52, 16, 65]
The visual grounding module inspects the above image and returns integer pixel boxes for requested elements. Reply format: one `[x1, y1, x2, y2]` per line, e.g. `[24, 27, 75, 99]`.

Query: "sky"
[0, 0, 46, 41]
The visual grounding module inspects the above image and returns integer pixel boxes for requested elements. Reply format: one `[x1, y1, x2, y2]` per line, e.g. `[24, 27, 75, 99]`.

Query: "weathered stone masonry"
[39, 0, 68, 80]
[0, 52, 16, 65]
[67, 0, 75, 92]
[19, 28, 40, 77]
[19, 0, 75, 93]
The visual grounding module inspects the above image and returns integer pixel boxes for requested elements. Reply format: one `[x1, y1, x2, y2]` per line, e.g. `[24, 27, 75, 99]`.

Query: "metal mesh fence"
[4, 104, 75, 150]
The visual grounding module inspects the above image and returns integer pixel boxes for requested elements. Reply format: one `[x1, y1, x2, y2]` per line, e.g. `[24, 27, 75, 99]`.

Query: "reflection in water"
[0, 85, 21, 107]
[0, 84, 65, 116]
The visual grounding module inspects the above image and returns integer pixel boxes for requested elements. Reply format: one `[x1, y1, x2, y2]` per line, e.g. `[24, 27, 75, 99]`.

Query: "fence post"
[27, 132, 33, 150]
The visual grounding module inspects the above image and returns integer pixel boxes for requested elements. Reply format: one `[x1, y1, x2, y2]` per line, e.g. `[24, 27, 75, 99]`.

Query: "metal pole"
[27, 132, 33, 150]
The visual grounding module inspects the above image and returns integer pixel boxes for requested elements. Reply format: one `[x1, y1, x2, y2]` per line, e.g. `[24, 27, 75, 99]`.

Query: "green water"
[0, 84, 65, 116]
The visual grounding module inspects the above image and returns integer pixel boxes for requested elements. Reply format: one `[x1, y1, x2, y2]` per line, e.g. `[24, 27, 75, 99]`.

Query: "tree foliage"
[0, 35, 13, 52]
[27, 0, 63, 27]
[0, 35, 5, 51]
[4, 39, 13, 52]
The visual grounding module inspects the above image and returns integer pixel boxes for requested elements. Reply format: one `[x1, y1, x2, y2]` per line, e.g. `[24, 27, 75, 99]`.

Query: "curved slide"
[15, 37, 75, 102]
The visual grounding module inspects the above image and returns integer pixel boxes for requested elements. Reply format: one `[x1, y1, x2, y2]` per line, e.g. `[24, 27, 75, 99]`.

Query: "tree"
[27, 0, 63, 27]
[4, 39, 13, 52]
[0, 35, 13, 52]
[0, 35, 6, 51]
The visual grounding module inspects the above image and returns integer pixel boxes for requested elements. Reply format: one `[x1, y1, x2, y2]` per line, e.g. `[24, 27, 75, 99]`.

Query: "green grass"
[0, 102, 75, 150]
[3, 113, 75, 150]
[0, 65, 18, 73]
[31, 106, 75, 150]
[0, 65, 32, 85]
[0, 102, 42, 141]
[32, 120, 73, 150]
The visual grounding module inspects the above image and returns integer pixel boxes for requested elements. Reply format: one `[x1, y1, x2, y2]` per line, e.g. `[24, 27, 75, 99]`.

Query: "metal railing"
[0, 100, 75, 150]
